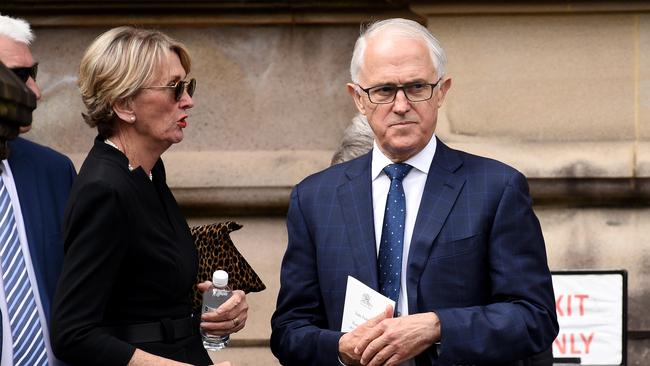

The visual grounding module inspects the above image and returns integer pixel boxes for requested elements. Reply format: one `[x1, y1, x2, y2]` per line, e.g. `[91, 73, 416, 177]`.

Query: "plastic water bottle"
[201, 270, 233, 350]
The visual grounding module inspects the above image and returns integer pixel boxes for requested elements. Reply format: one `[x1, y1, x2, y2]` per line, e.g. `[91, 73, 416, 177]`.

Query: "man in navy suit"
[0, 14, 76, 365]
[271, 18, 558, 366]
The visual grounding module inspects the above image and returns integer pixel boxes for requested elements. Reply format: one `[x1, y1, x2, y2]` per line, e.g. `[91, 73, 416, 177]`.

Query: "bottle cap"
[212, 270, 228, 287]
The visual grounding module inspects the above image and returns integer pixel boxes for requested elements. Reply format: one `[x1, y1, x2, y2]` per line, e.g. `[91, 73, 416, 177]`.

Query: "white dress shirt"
[0, 160, 60, 365]
[371, 135, 437, 366]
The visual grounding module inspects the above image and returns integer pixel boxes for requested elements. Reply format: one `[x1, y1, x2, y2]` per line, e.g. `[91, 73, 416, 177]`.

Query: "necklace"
[104, 139, 153, 181]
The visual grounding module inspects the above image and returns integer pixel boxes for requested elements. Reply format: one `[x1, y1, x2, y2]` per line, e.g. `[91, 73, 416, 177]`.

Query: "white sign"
[551, 272, 625, 365]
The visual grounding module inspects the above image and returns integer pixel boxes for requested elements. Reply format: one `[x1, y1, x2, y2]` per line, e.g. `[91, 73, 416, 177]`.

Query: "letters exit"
[556, 294, 589, 316]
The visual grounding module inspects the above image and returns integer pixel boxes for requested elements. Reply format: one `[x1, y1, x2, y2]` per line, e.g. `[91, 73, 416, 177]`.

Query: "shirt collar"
[371, 134, 437, 180]
[0, 159, 10, 177]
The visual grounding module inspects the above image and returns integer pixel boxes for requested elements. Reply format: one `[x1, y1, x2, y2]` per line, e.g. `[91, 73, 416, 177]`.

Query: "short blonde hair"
[78, 26, 191, 137]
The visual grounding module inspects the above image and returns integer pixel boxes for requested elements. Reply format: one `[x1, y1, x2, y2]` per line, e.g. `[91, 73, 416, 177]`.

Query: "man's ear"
[112, 99, 136, 124]
[436, 77, 452, 108]
[347, 83, 367, 115]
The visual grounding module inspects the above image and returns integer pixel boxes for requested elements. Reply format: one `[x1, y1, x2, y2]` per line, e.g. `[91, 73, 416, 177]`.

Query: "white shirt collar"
[371, 134, 438, 180]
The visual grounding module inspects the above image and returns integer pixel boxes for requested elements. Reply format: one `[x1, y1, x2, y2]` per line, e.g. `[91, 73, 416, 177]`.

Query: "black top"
[51, 136, 210, 365]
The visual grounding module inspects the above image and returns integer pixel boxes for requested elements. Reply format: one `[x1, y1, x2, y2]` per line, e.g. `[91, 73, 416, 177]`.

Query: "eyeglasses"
[11, 63, 38, 83]
[357, 78, 442, 104]
[142, 78, 196, 101]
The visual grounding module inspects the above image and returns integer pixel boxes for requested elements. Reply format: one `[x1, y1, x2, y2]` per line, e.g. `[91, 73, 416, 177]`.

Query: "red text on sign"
[554, 332, 594, 355]
[556, 294, 589, 316]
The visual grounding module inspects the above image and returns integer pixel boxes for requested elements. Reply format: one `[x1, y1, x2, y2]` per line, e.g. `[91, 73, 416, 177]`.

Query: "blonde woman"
[50, 27, 247, 366]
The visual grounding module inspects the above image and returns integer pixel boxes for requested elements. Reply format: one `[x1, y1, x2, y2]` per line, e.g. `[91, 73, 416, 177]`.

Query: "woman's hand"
[197, 281, 248, 336]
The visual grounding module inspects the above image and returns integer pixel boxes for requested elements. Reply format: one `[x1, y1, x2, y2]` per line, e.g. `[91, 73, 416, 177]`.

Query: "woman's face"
[130, 51, 193, 150]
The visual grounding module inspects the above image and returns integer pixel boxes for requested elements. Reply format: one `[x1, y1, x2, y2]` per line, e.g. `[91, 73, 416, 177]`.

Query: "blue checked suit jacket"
[0, 137, 76, 360]
[271, 138, 558, 366]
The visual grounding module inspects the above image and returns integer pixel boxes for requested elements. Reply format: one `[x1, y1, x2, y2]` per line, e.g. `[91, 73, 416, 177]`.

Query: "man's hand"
[357, 312, 441, 366]
[338, 305, 394, 365]
[198, 281, 248, 336]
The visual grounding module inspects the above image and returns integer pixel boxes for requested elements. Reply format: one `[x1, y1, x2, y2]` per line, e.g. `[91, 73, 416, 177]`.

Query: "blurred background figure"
[0, 13, 76, 366]
[50, 27, 246, 366]
[331, 113, 374, 165]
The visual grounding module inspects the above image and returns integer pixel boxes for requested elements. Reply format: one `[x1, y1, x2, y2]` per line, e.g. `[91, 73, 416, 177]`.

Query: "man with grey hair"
[272, 18, 558, 365]
[0, 13, 75, 365]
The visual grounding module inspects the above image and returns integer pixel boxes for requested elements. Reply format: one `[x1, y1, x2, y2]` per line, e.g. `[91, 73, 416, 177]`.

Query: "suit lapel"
[406, 139, 465, 315]
[6, 140, 49, 315]
[337, 154, 379, 289]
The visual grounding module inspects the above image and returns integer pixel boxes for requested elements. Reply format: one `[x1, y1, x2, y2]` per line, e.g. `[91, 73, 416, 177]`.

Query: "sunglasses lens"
[10, 64, 38, 83]
[174, 81, 184, 101]
[174, 79, 196, 100]
[11, 68, 30, 83]
[187, 79, 196, 97]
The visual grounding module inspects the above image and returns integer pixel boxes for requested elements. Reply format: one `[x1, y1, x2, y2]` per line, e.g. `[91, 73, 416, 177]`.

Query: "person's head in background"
[0, 14, 41, 134]
[78, 26, 195, 160]
[331, 113, 374, 165]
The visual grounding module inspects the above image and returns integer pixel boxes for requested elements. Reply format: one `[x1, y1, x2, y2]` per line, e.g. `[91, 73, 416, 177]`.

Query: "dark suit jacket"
[0, 137, 76, 357]
[50, 137, 210, 366]
[271, 138, 559, 366]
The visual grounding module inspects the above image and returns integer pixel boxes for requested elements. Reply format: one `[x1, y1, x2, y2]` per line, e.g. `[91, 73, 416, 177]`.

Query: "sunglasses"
[142, 78, 196, 101]
[11, 63, 38, 83]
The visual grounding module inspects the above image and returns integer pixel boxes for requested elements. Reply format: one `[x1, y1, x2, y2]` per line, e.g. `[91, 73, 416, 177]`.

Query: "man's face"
[348, 33, 451, 162]
[0, 35, 41, 133]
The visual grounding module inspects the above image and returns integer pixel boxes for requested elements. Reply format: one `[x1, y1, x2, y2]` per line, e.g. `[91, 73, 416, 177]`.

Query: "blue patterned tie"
[378, 163, 412, 306]
[0, 176, 48, 366]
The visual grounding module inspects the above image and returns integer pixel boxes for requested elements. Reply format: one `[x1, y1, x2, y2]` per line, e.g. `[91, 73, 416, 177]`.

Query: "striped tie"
[0, 176, 48, 366]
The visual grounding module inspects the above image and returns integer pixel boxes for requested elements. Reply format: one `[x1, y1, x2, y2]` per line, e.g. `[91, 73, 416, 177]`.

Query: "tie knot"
[383, 163, 412, 182]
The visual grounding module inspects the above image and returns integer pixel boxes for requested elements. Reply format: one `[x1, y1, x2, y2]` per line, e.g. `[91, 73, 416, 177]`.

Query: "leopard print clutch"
[190, 221, 266, 313]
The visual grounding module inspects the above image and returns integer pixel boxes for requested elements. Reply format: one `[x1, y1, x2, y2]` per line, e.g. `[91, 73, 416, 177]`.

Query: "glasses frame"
[142, 78, 196, 101]
[357, 77, 443, 104]
[11, 63, 38, 83]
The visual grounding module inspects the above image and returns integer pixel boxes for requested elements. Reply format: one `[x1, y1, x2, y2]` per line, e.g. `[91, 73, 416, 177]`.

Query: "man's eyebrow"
[404, 78, 429, 84]
[371, 78, 430, 86]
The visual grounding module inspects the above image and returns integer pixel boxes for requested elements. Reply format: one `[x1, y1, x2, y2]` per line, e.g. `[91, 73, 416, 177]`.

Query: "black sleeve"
[50, 181, 135, 366]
